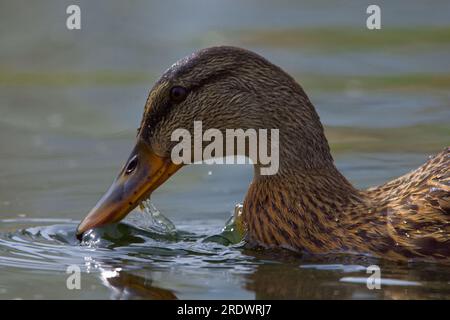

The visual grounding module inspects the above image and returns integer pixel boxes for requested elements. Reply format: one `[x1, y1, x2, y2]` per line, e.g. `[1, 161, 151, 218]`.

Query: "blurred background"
[0, 0, 449, 299]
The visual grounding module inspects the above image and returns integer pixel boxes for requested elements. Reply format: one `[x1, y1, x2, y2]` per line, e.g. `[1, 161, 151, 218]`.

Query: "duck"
[76, 46, 450, 262]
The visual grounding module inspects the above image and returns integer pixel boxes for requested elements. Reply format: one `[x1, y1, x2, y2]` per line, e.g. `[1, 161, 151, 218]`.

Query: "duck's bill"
[76, 139, 181, 239]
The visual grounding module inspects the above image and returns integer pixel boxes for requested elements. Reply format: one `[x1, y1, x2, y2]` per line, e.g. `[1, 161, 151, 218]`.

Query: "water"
[1, 214, 450, 299]
[1, 0, 450, 299]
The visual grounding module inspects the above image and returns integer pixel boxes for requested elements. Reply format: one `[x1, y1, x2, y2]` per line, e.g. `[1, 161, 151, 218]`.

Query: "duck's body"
[244, 147, 449, 261]
[77, 46, 450, 262]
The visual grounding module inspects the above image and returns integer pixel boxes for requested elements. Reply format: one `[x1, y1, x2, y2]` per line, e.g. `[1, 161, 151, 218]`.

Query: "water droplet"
[234, 203, 243, 218]
[81, 229, 101, 248]
[101, 268, 122, 279]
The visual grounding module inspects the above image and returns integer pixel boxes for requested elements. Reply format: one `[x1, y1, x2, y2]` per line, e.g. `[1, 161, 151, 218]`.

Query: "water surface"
[0, 0, 449, 299]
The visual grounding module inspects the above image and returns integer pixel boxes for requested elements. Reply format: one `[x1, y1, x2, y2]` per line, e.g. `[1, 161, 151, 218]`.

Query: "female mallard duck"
[76, 46, 449, 262]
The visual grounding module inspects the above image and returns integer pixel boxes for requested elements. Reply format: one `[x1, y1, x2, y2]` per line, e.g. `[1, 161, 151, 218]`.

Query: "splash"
[134, 199, 177, 235]
[203, 204, 246, 245]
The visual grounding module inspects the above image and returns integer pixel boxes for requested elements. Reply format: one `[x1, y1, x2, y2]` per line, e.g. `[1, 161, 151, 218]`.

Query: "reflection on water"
[0, 0, 449, 299]
[1, 217, 450, 299]
[103, 270, 178, 300]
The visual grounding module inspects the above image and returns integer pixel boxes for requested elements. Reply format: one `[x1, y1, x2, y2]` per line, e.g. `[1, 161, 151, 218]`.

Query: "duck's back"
[365, 147, 449, 260]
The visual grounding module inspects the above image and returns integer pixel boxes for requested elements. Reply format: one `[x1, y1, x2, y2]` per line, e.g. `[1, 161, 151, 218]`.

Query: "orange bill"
[76, 139, 181, 238]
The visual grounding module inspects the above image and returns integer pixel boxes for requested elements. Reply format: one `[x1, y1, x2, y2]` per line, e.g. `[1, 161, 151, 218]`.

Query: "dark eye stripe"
[139, 71, 231, 140]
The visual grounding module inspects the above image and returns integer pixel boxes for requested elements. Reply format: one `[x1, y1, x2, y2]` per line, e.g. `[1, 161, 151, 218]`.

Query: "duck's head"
[76, 46, 332, 238]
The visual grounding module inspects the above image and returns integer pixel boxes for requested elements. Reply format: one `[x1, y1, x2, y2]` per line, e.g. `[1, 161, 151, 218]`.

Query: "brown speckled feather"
[365, 148, 450, 259]
[243, 148, 449, 262]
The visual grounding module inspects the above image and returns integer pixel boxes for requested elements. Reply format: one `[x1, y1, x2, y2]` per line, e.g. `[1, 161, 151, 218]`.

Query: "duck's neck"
[245, 143, 369, 253]
[238, 73, 376, 252]
[244, 165, 367, 252]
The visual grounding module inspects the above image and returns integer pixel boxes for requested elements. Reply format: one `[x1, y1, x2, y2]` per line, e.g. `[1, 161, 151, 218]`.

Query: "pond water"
[0, 0, 449, 299]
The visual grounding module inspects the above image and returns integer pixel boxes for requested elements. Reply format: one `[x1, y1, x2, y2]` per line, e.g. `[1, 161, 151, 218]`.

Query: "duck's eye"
[170, 86, 188, 103]
[125, 155, 138, 174]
